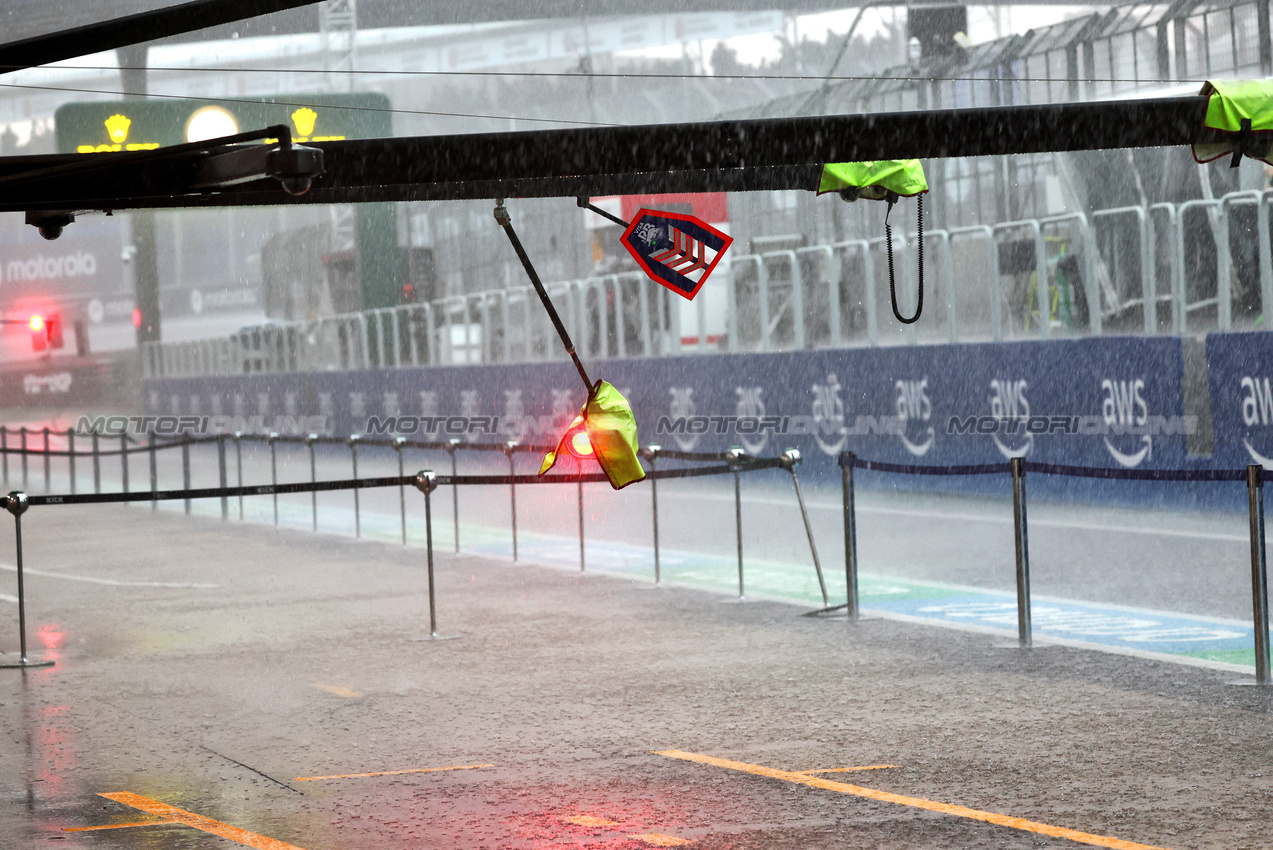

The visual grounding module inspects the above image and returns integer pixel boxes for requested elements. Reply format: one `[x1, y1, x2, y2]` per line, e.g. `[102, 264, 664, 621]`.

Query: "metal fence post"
[268, 432, 279, 526]
[92, 431, 101, 495]
[842, 452, 859, 621]
[395, 436, 407, 544]
[783, 448, 829, 607]
[306, 434, 318, 531]
[725, 447, 747, 599]
[448, 437, 460, 552]
[20, 427, 28, 490]
[641, 445, 661, 586]
[413, 470, 455, 642]
[1011, 457, 1032, 648]
[217, 434, 227, 520]
[349, 434, 361, 538]
[577, 457, 585, 572]
[506, 440, 518, 562]
[119, 433, 129, 495]
[42, 428, 50, 492]
[0, 492, 52, 669]
[180, 433, 190, 515]
[67, 429, 75, 495]
[1248, 465, 1270, 684]
[233, 431, 244, 520]
[148, 431, 157, 510]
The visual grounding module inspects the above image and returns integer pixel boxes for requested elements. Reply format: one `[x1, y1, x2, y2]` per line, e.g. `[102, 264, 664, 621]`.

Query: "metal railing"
[143, 188, 1273, 379]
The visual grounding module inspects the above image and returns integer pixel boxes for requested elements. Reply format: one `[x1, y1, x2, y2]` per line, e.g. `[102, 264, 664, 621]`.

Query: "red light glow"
[28, 314, 43, 332]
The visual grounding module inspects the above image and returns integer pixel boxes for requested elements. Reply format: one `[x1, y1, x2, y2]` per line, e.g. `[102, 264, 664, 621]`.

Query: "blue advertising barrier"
[145, 332, 1222, 507]
[1206, 331, 1273, 473]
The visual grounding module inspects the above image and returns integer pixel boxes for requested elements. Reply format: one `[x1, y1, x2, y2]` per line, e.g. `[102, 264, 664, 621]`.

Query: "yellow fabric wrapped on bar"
[1192, 79, 1273, 166]
[540, 380, 646, 490]
[816, 159, 928, 200]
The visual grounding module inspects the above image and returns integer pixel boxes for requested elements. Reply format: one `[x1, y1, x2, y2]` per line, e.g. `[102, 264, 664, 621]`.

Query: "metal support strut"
[783, 449, 828, 607]
[1248, 465, 1271, 684]
[306, 434, 318, 531]
[395, 436, 408, 544]
[448, 438, 460, 553]
[641, 445, 662, 586]
[1011, 457, 1033, 648]
[413, 471, 456, 642]
[726, 447, 747, 600]
[0, 492, 53, 669]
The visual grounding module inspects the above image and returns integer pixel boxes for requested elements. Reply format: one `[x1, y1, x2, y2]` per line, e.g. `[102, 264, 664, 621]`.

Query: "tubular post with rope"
[268, 432, 279, 526]
[0, 492, 52, 669]
[66, 428, 75, 495]
[781, 448, 829, 609]
[42, 427, 50, 491]
[447, 437, 460, 553]
[148, 430, 157, 509]
[395, 436, 407, 544]
[843, 452, 860, 621]
[120, 432, 130, 496]
[505, 440, 519, 562]
[216, 434, 227, 519]
[233, 430, 244, 520]
[180, 433, 190, 514]
[1247, 464, 1271, 685]
[413, 470, 456, 642]
[306, 433, 318, 532]
[349, 434, 361, 538]
[1011, 456, 1033, 648]
[92, 431, 101, 495]
[641, 445, 662, 586]
[725, 446, 748, 600]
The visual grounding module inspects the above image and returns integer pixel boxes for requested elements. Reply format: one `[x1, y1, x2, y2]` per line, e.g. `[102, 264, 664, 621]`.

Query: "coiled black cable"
[885, 194, 924, 324]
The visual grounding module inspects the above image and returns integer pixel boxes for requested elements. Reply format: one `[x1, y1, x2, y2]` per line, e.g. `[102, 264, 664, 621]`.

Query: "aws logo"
[1240, 376, 1273, 468]
[894, 378, 934, 456]
[1101, 378, 1152, 467]
[988, 378, 1032, 459]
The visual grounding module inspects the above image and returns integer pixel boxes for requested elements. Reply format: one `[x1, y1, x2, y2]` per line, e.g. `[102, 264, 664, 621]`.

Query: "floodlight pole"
[494, 200, 593, 395]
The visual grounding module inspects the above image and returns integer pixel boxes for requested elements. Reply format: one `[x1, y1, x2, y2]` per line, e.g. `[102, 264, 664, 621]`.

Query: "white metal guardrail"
[143, 188, 1273, 378]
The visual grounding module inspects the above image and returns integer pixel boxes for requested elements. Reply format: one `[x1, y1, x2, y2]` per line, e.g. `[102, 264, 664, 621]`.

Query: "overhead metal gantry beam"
[0, 94, 1239, 217]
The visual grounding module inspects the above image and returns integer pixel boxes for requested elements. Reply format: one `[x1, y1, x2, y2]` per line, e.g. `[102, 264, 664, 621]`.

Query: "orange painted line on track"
[656, 750, 1174, 850]
[99, 792, 306, 850]
[63, 820, 167, 832]
[294, 763, 496, 781]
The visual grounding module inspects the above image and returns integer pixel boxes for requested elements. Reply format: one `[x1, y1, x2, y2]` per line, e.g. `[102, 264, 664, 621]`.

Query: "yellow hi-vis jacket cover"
[1192, 79, 1273, 165]
[816, 160, 929, 200]
[540, 380, 646, 490]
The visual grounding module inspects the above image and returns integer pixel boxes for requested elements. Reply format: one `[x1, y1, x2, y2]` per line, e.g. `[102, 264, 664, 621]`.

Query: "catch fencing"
[0, 427, 827, 669]
[143, 188, 1273, 378]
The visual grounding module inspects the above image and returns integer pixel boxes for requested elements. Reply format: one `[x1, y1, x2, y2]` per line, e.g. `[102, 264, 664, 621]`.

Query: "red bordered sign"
[620, 208, 733, 300]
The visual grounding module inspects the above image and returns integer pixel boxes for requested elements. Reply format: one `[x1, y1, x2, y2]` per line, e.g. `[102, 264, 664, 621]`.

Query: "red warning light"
[28, 314, 43, 332]
[562, 417, 594, 459]
[132, 307, 142, 328]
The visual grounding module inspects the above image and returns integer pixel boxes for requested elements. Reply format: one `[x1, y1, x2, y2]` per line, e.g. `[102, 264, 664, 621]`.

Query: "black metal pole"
[395, 436, 407, 544]
[506, 441, 518, 562]
[180, 433, 190, 515]
[269, 432, 279, 526]
[42, 428, 49, 492]
[494, 201, 593, 395]
[148, 430, 157, 509]
[234, 431, 243, 520]
[643, 445, 661, 586]
[306, 434, 317, 531]
[66, 429, 75, 495]
[1, 492, 50, 669]
[1011, 457, 1032, 648]
[842, 453, 859, 622]
[91, 431, 100, 494]
[783, 449, 828, 606]
[449, 438, 460, 553]
[726, 447, 746, 600]
[217, 434, 227, 519]
[1248, 465, 1270, 684]
[119, 433, 129, 495]
[349, 434, 360, 538]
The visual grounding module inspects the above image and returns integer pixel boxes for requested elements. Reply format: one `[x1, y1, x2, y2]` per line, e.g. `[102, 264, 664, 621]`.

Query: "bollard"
[447, 437, 460, 552]
[413, 470, 455, 641]
[216, 434, 227, 519]
[148, 431, 157, 509]
[0, 492, 52, 669]
[577, 457, 586, 572]
[119, 433, 129, 495]
[505, 441, 519, 562]
[19, 427, 27, 490]
[842, 452, 860, 621]
[1011, 456, 1032, 648]
[782, 448, 829, 607]
[640, 445, 662, 586]
[1, 426, 7, 486]
[67, 429, 75, 496]
[180, 433, 190, 515]
[725, 447, 748, 600]
[306, 434, 318, 532]
[233, 431, 244, 520]
[268, 432, 279, 526]
[42, 428, 50, 492]
[395, 436, 407, 544]
[349, 434, 361, 539]
[1248, 465, 1271, 684]
[91, 431, 100, 495]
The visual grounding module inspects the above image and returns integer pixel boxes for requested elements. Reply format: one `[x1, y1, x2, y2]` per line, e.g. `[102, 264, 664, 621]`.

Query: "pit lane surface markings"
[560, 814, 690, 846]
[295, 763, 495, 781]
[658, 751, 1172, 850]
[0, 562, 218, 587]
[66, 792, 306, 849]
[310, 682, 363, 698]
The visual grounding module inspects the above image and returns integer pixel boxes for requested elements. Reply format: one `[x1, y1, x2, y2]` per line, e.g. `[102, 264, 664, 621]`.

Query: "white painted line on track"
[0, 592, 17, 603]
[656, 490, 1248, 542]
[0, 563, 217, 588]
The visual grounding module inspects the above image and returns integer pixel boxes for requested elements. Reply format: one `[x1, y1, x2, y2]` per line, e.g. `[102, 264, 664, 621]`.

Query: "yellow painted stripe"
[801, 765, 897, 774]
[630, 833, 692, 846]
[656, 751, 1173, 850]
[310, 683, 363, 698]
[563, 815, 619, 826]
[294, 763, 495, 781]
[63, 820, 167, 832]
[99, 793, 306, 850]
